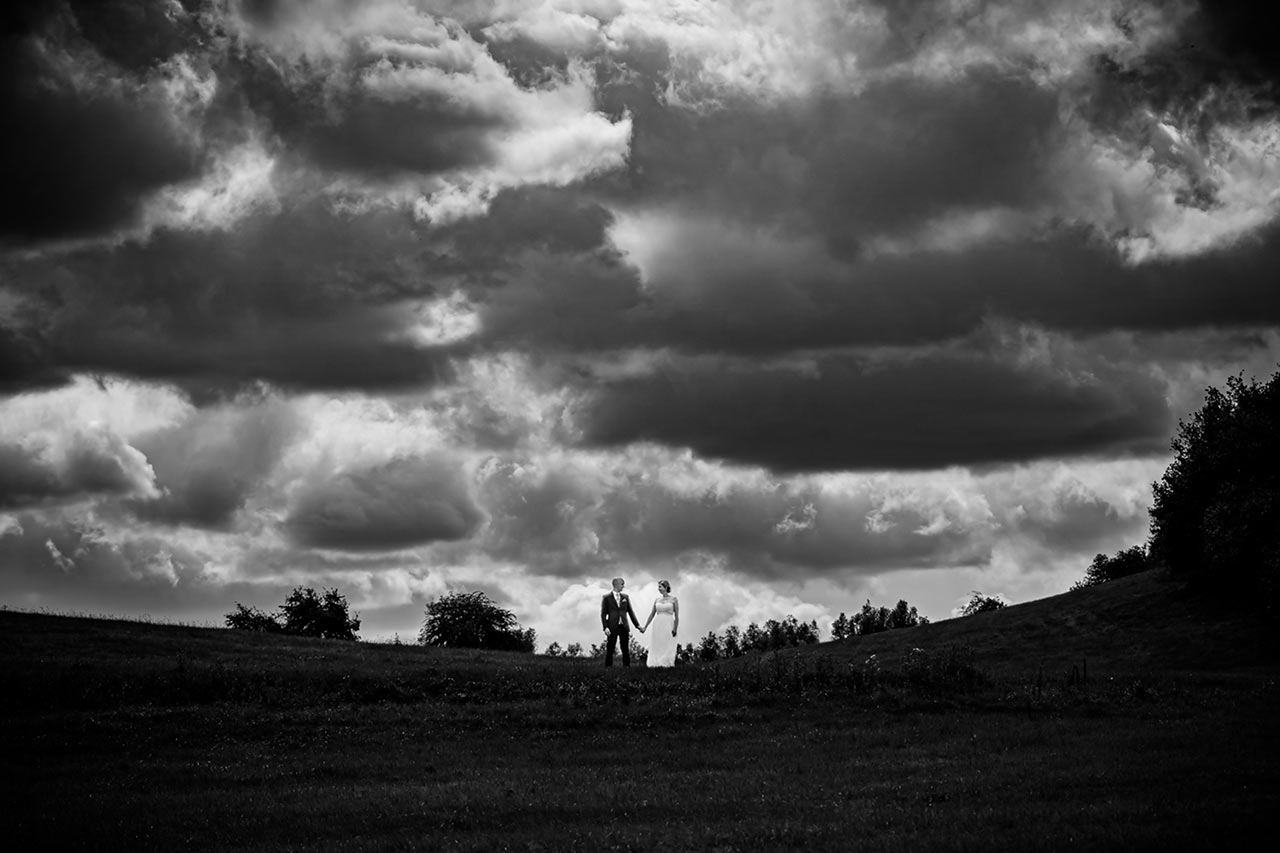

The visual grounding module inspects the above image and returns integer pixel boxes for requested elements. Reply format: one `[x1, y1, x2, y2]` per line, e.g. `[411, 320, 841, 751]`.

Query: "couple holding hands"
[600, 577, 679, 667]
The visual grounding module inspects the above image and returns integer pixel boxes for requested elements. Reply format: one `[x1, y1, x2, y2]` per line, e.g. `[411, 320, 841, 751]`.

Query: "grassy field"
[3, 571, 1277, 851]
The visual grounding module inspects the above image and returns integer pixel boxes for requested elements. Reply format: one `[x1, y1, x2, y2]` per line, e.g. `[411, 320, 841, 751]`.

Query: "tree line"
[1071, 368, 1280, 618]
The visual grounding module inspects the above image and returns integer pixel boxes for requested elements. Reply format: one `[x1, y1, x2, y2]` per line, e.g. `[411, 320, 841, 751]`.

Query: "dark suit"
[601, 592, 642, 666]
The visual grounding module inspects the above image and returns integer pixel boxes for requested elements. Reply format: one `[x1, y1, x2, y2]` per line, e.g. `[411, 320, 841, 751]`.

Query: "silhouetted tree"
[960, 591, 1007, 616]
[743, 622, 766, 653]
[544, 642, 565, 657]
[831, 612, 851, 640]
[276, 587, 362, 640]
[565, 642, 583, 658]
[1072, 546, 1152, 591]
[697, 630, 722, 661]
[721, 625, 743, 658]
[224, 602, 281, 633]
[1149, 370, 1280, 614]
[851, 599, 928, 635]
[418, 591, 534, 652]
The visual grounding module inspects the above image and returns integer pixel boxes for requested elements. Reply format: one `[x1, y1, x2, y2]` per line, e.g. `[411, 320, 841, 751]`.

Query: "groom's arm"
[600, 595, 609, 631]
[625, 599, 642, 628]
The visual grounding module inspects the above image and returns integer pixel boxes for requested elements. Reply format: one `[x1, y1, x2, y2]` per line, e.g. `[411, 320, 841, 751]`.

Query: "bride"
[641, 580, 679, 667]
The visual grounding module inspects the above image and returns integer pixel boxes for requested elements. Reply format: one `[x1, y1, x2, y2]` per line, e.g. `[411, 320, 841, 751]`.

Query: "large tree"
[1149, 370, 1280, 614]
[418, 591, 536, 652]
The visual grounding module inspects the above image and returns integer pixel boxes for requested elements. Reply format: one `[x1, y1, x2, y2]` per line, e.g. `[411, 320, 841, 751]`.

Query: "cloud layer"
[2, 0, 1279, 645]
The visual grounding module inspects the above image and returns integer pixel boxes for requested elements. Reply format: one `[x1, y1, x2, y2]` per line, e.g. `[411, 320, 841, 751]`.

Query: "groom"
[600, 577, 643, 666]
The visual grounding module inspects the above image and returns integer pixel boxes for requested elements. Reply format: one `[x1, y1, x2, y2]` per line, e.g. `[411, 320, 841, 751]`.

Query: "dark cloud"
[127, 400, 299, 529]
[473, 222, 1280, 360]
[579, 345, 1172, 472]
[0, 325, 68, 396]
[0, 3, 208, 242]
[285, 455, 484, 551]
[224, 50, 501, 179]
[5, 203, 460, 394]
[612, 71, 1062, 245]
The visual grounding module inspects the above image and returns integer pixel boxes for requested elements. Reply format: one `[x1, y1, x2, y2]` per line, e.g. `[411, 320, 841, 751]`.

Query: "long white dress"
[647, 598, 678, 667]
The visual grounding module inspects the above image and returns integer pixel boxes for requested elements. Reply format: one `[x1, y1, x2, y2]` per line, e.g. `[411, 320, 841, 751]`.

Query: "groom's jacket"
[601, 592, 641, 634]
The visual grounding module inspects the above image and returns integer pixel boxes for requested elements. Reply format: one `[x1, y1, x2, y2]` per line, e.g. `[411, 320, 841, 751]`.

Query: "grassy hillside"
[2, 574, 1277, 851]
[783, 568, 1278, 677]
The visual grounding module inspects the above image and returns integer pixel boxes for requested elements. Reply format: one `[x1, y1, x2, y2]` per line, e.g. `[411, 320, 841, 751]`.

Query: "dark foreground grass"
[3, 576, 1278, 851]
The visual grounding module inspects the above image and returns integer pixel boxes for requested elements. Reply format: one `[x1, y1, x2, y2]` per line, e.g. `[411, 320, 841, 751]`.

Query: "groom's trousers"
[604, 630, 630, 666]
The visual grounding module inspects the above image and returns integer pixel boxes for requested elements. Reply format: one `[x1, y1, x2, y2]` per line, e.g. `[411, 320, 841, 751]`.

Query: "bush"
[1149, 370, 1280, 615]
[1072, 546, 1152, 591]
[278, 587, 361, 640]
[419, 591, 535, 652]
[224, 603, 281, 633]
[959, 591, 1007, 616]
[900, 646, 986, 694]
[224, 587, 360, 640]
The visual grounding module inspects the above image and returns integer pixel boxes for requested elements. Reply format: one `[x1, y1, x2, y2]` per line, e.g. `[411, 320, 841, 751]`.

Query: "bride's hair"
[658, 580, 671, 593]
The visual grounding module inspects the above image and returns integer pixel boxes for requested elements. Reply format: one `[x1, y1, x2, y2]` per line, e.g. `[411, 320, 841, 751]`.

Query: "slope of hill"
[780, 569, 1277, 678]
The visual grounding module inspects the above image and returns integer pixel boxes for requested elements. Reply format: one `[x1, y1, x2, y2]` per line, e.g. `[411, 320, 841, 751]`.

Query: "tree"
[697, 630, 722, 661]
[418, 591, 534, 652]
[1148, 370, 1280, 614]
[565, 642, 583, 658]
[544, 642, 564, 657]
[226, 587, 360, 640]
[888, 599, 928, 630]
[721, 625, 743, 658]
[831, 612, 851, 640]
[743, 622, 766, 653]
[851, 600, 889, 635]
[960, 591, 1007, 616]
[224, 602, 281, 633]
[851, 599, 928, 635]
[1071, 546, 1152, 591]
[277, 587, 361, 640]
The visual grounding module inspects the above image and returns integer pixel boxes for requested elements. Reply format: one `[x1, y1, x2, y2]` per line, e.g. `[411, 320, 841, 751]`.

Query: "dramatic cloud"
[0, 0, 215, 243]
[578, 340, 1173, 471]
[127, 397, 300, 529]
[2, 0, 1279, 643]
[285, 454, 484, 551]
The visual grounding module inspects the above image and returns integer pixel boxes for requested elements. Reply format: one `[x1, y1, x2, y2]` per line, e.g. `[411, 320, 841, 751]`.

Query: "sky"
[2, 0, 1279, 649]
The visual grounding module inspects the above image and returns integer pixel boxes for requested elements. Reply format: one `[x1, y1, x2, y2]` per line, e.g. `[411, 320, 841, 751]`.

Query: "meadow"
[3, 571, 1277, 851]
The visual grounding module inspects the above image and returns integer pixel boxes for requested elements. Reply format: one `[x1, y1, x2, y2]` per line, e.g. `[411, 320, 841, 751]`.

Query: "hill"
[776, 568, 1278, 678]
[3, 574, 1278, 851]
[2, 568, 1276, 687]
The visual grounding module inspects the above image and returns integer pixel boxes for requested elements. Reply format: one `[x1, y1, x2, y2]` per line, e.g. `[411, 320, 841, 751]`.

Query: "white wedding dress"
[647, 598, 677, 667]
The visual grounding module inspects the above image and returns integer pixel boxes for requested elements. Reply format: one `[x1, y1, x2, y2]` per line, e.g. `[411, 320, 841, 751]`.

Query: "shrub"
[224, 587, 360, 640]
[419, 591, 535, 652]
[959, 591, 1007, 616]
[224, 603, 281, 633]
[278, 587, 361, 640]
[900, 645, 986, 694]
[1072, 546, 1152, 591]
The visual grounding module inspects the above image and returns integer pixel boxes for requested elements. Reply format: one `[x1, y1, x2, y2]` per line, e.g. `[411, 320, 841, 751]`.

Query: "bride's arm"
[642, 603, 655, 630]
[672, 598, 679, 636]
